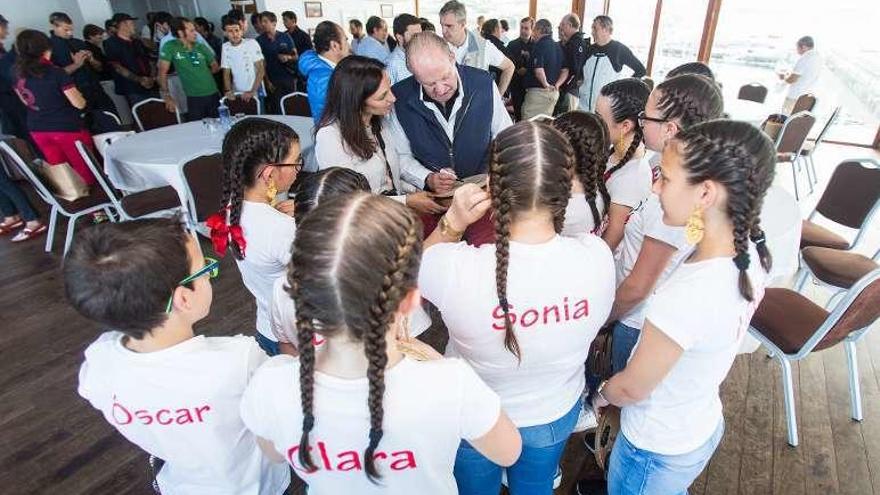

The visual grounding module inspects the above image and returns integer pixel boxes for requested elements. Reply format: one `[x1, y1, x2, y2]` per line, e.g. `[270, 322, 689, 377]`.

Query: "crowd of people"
[0, 1, 813, 494]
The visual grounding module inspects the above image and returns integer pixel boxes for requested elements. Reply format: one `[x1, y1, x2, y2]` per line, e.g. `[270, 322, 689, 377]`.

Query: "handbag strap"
[373, 125, 398, 196]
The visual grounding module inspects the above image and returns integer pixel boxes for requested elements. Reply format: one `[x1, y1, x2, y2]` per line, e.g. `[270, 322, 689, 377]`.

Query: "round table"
[726, 98, 772, 127]
[103, 115, 315, 204]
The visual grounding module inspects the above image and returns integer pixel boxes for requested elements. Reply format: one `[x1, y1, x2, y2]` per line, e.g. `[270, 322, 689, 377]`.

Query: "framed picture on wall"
[304, 2, 323, 18]
[381, 4, 394, 18]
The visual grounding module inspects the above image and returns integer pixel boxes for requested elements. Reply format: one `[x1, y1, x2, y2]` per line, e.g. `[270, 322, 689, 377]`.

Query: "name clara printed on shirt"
[492, 295, 590, 330]
[287, 441, 417, 474]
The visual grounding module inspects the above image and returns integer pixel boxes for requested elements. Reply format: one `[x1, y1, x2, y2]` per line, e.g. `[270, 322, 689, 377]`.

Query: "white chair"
[220, 92, 262, 115]
[131, 98, 182, 132]
[0, 140, 116, 255]
[280, 92, 311, 117]
[101, 110, 123, 127]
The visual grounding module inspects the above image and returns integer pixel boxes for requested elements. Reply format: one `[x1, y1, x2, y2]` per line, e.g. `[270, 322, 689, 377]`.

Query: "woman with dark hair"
[606, 74, 724, 375]
[314, 55, 445, 215]
[13, 30, 97, 190]
[595, 120, 774, 493]
[208, 117, 301, 356]
[552, 111, 611, 237]
[595, 78, 652, 251]
[241, 193, 522, 493]
[193, 17, 222, 57]
[665, 61, 715, 81]
[480, 19, 512, 86]
[419, 121, 616, 494]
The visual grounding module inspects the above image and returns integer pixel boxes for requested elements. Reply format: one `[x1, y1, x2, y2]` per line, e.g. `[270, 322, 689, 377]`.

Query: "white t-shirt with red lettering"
[240, 355, 500, 495]
[622, 245, 767, 455]
[77, 332, 290, 495]
[419, 234, 616, 427]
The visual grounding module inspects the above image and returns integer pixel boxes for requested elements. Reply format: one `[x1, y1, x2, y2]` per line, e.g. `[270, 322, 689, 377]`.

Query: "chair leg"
[779, 358, 799, 446]
[64, 213, 80, 256]
[825, 289, 845, 310]
[45, 207, 58, 253]
[794, 267, 810, 292]
[802, 158, 814, 195]
[790, 164, 800, 201]
[808, 155, 818, 185]
[845, 340, 864, 422]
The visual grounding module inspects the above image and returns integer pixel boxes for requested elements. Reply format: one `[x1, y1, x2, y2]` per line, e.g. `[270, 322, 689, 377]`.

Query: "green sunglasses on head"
[165, 257, 220, 313]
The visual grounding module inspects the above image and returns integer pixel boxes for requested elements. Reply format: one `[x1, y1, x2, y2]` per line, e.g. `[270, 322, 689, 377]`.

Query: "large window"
[537, 2, 573, 42]
[711, 0, 880, 145]
[650, 0, 709, 79]
[606, 0, 655, 69]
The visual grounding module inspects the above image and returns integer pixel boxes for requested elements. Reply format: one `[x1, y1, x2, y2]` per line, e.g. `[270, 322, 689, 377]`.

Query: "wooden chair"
[749, 266, 880, 446]
[220, 93, 261, 115]
[774, 111, 816, 200]
[76, 140, 181, 221]
[737, 83, 768, 103]
[280, 92, 312, 117]
[0, 140, 116, 255]
[791, 93, 817, 114]
[132, 98, 182, 132]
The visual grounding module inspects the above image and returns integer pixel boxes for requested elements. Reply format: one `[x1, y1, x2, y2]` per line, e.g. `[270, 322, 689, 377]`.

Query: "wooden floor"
[1, 143, 878, 494]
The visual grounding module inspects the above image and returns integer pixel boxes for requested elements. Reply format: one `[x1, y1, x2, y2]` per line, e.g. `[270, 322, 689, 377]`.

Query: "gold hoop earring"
[266, 178, 278, 206]
[685, 206, 704, 245]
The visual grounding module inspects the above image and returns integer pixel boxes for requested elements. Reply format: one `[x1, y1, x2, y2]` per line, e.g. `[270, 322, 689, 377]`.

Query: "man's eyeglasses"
[637, 111, 667, 126]
[165, 257, 220, 313]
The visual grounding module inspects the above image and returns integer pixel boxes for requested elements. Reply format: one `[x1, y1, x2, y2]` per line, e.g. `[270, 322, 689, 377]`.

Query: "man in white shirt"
[220, 16, 265, 103]
[387, 13, 422, 84]
[780, 35, 821, 114]
[438, 0, 514, 95]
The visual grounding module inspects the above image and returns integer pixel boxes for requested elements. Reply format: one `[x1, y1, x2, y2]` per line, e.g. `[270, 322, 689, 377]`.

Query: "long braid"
[362, 213, 419, 482]
[599, 78, 649, 179]
[489, 139, 521, 361]
[287, 272, 318, 472]
[553, 111, 611, 231]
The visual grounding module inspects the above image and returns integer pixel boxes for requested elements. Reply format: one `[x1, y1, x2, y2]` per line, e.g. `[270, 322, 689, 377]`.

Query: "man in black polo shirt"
[556, 13, 587, 114]
[506, 17, 533, 121]
[48, 11, 118, 126]
[104, 13, 157, 107]
[521, 19, 564, 120]
[282, 11, 314, 57]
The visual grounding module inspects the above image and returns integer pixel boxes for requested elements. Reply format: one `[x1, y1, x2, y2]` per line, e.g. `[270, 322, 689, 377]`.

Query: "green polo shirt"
[160, 39, 217, 97]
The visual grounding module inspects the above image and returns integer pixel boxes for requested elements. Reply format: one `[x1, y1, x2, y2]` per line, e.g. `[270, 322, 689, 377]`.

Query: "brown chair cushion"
[226, 97, 259, 116]
[55, 185, 113, 213]
[802, 247, 879, 289]
[751, 288, 829, 354]
[182, 154, 223, 222]
[120, 186, 181, 218]
[282, 94, 312, 117]
[800, 220, 849, 250]
[777, 152, 796, 162]
[135, 100, 178, 131]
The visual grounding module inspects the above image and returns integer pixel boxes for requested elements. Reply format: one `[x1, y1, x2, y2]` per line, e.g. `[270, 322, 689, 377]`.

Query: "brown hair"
[489, 121, 574, 361]
[553, 111, 612, 232]
[288, 193, 422, 481]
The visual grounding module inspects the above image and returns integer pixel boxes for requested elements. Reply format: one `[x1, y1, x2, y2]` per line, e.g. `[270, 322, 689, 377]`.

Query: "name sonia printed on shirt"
[492, 295, 590, 330]
[286, 441, 417, 474]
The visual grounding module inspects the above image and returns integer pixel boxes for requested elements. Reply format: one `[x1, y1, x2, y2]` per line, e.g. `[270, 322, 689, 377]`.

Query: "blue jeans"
[0, 167, 38, 222]
[612, 321, 641, 374]
[254, 333, 280, 356]
[608, 420, 724, 495]
[454, 398, 581, 495]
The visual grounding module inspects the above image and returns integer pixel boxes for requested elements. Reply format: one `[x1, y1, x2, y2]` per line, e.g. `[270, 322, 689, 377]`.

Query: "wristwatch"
[438, 215, 464, 240]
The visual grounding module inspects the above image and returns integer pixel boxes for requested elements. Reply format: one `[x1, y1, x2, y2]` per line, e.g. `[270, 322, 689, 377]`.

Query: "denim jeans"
[612, 321, 641, 374]
[0, 167, 38, 222]
[454, 398, 581, 495]
[254, 333, 280, 357]
[608, 420, 724, 495]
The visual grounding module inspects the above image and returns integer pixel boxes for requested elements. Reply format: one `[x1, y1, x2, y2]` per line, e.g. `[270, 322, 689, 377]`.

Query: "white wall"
[260, 0, 417, 32]
[1, 0, 85, 35]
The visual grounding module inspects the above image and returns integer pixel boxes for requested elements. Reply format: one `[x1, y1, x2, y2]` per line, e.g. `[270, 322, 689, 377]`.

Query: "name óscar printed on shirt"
[110, 395, 211, 426]
[492, 296, 590, 330]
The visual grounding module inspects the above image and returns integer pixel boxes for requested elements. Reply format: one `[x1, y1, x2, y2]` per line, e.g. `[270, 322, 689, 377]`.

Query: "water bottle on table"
[218, 103, 231, 131]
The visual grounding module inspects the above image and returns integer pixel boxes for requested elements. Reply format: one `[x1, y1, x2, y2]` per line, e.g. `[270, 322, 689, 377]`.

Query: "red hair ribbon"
[206, 207, 246, 257]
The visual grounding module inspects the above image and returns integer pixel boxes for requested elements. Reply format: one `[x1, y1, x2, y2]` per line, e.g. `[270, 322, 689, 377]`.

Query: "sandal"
[0, 219, 24, 235]
[11, 224, 48, 242]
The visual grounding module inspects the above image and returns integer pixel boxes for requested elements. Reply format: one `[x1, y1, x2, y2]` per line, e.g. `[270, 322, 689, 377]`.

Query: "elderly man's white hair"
[405, 31, 453, 71]
[439, 1, 467, 23]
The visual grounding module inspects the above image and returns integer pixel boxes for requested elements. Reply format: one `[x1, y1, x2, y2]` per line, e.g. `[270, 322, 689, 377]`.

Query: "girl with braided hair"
[593, 120, 774, 494]
[595, 78, 652, 251]
[552, 111, 611, 237]
[241, 193, 521, 493]
[605, 73, 723, 375]
[420, 121, 615, 494]
[209, 117, 302, 356]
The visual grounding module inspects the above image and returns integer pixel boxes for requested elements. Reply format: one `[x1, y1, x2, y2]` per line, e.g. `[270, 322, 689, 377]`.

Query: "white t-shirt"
[236, 201, 297, 340]
[787, 49, 821, 99]
[562, 192, 607, 237]
[419, 235, 616, 426]
[605, 154, 653, 209]
[614, 194, 691, 329]
[221, 39, 265, 93]
[240, 355, 501, 495]
[622, 245, 767, 455]
[452, 32, 507, 69]
[78, 332, 290, 494]
[315, 122, 398, 195]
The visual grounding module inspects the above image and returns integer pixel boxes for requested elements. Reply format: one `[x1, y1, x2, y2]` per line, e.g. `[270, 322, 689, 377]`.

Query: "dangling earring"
[265, 178, 278, 206]
[685, 206, 704, 245]
[614, 135, 627, 157]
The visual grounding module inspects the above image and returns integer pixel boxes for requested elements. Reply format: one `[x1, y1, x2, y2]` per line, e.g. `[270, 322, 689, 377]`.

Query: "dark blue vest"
[391, 65, 494, 179]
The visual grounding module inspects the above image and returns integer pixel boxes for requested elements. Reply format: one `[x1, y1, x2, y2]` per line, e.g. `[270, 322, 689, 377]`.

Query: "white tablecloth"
[726, 98, 771, 126]
[103, 115, 315, 204]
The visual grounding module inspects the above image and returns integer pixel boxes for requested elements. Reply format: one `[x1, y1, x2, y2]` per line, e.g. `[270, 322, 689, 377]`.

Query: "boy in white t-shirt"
[221, 16, 265, 103]
[67, 218, 289, 495]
